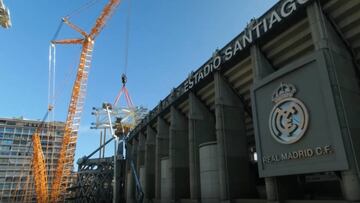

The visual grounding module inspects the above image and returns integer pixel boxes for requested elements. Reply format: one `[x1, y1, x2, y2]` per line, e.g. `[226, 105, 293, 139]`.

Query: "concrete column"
[264, 177, 278, 201]
[144, 126, 156, 201]
[126, 171, 134, 203]
[214, 72, 254, 201]
[307, 2, 360, 201]
[137, 132, 146, 172]
[125, 151, 132, 202]
[251, 43, 277, 201]
[188, 92, 216, 201]
[251, 43, 274, 81]
[199, 141, 219, 203]
[169, 106, 190, 201]
[132, 139, 138, 172]
[126, 139, 138, 203]
[155, 117, 169, 199]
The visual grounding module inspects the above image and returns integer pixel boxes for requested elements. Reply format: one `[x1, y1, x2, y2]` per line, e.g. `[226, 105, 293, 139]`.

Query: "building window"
[1, 139, 13, 145]
[5, 128, 14, 133]
[15, 128, 23, 134]
[0, 146, 11, 151]
[3, 183, 11, 189]
[0, 158, 8, 164]
[0, 151, 10, 155]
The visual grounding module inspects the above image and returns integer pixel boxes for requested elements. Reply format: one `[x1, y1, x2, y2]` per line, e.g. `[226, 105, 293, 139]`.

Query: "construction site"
[1, 0, 360, 202]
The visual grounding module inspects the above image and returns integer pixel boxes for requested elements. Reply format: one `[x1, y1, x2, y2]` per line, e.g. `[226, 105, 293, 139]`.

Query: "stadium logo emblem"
[269, 83, 309, 144]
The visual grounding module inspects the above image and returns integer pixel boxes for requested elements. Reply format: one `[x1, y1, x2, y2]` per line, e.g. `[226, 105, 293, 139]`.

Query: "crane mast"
[49, 38, 94, 201]
[30, 0, 121, 202]
[31, 108, 53, 203]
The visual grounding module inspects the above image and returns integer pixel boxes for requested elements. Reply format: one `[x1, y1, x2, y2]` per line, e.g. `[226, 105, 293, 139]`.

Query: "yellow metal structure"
[30, 0, 121, 202]
[29, 106, 53, 202]
[32, 132, 48, 203]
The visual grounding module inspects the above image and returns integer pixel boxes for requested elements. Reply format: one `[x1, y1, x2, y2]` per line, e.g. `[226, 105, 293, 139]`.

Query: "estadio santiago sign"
[184, 0, 311, 92]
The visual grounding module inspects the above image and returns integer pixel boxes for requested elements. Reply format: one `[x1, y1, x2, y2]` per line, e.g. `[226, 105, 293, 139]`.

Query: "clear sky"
[0, 0, 277, 167]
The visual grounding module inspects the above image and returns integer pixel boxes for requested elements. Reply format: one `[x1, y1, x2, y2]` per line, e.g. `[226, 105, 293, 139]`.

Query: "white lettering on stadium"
[184, 0, 310, 92]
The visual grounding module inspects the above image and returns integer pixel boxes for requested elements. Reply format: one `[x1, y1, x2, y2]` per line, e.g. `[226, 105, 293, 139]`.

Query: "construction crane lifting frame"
[0, 0, 11, 28]
[30, 0, 121, 202]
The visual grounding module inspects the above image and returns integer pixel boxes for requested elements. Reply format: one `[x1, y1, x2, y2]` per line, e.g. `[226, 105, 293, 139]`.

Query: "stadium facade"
[125, 0, 360, 202]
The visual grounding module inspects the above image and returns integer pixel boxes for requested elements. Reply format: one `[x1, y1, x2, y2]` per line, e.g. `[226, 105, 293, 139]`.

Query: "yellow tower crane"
[31, 0, 121, 202]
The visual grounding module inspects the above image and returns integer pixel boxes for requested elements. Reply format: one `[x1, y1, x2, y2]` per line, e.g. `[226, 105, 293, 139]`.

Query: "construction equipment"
[30, 0, 121, 202]
[104, 103, 144, 203]
[32, 106, 53, 203]
[0, 0, 11, 28]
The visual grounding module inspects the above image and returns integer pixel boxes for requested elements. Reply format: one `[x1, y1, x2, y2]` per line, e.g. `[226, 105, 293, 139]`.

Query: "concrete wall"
[160, 157, 171, 200]
[155, 117, 169, 199]
[199, 141, 219, 203]
[169, 106, 190, 200]
[139, 166, 146, 197]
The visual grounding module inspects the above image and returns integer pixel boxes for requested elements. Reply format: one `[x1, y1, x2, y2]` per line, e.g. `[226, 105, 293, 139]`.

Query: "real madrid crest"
[269, 83, 309, 144]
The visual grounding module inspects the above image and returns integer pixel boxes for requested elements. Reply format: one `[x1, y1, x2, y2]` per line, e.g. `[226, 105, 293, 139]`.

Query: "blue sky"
[0, 0, 277, 166]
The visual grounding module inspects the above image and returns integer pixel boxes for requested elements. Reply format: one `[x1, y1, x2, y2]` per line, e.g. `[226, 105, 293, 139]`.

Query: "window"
[1, 139, 13, 145]
[0, 146, 10, 151]
[7, 121, 16, 126]
[4, 133, 13, 138]
[0, 151, 10, 155]
[3, 183, 11, 189]
[5, 128, 14, 133]
[15, 128, 22, 134]
[22, 128, 29, 134]
[12, 146, 27, 152]
[0, 158, 8, 164]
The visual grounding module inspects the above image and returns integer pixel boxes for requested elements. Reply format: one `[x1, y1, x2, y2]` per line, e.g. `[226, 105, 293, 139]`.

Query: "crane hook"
[121, 73, 127, 86]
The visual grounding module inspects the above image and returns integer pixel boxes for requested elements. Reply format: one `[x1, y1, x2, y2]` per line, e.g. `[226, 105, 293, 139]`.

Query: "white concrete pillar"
[214, 72, 254, 201]
[307, 2, 360, 200]
[169, 106, 190, 200]
[155, 117, 169, 200]
[188, 92, 216, 201]
[144, 126, 156, 201]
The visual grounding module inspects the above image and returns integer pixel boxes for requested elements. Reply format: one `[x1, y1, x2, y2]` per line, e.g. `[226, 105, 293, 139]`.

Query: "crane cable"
[65, 0, 102, 19]
[12, 44, 56, 201]
[114, 0, 132, 106]
[123, 0, 132, 76]
[13, 44, 57, 202]
[51, 0, 101, 42]
[47, 43, 56, 185]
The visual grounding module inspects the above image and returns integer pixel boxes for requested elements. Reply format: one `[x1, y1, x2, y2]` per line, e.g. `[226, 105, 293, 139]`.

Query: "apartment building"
[0, 117, 65, 202]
